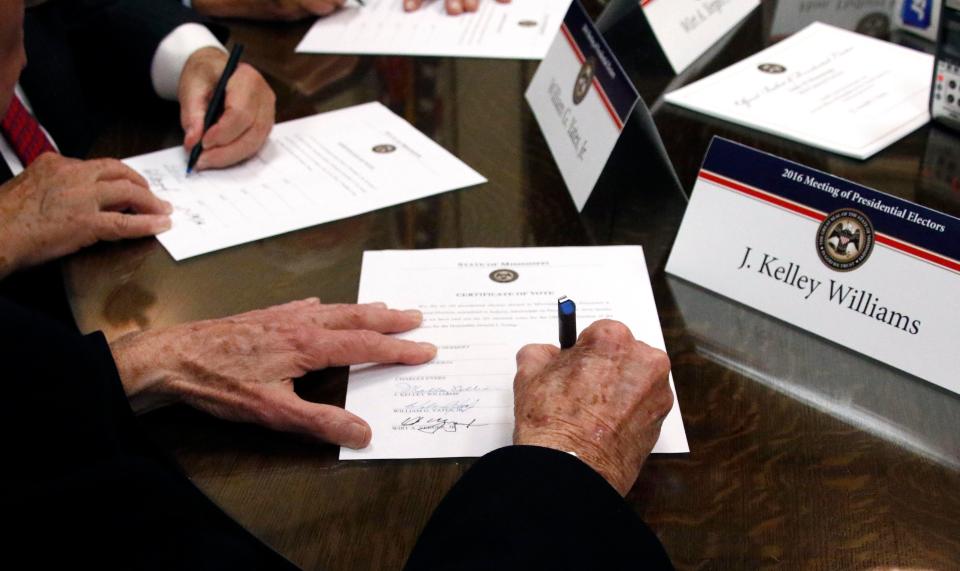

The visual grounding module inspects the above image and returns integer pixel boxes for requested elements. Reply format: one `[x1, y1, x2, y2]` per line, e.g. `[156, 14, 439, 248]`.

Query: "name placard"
[666, 138, 960, 394]
[641, 0, 759, 73]
[526, 0, 640, 211]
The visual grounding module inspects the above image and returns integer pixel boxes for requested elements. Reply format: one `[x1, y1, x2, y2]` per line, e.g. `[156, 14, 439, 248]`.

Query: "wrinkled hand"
[110, 299, 437, 448]
[0, 154, 171, 279]
[179, 47, 276, 171]
[513, 320, 674, 496]
[191, 0, 345, 20]
[403, 0, 510, 16]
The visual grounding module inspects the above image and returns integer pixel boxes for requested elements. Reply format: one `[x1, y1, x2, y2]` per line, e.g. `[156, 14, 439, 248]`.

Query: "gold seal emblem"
[572, 57, 596, 106]
[816, 209, 875, 271]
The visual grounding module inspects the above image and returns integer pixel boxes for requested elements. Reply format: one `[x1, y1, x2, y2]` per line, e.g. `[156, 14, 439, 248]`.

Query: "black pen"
[558, 296, 577, 350]
[186, 43, 245, 174]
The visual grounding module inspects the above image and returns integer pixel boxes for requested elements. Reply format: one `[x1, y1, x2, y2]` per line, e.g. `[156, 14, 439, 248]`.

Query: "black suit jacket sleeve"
[404, 445, 674, 571]
[20, 0, 228, 157]
[0, 298, 297, 571]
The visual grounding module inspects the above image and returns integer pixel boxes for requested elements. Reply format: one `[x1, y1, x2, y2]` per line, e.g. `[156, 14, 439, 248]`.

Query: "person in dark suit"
[0, 0, 275, 321]
[0, 2, 676, 567]
[2, 290, 675, 569]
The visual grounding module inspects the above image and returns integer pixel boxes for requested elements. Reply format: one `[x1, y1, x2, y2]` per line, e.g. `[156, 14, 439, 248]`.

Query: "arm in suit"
[0, 296, 298, 570]
[407, 320, 679, 570]
[19, 0, 227, 157]
[404, 446, 674, 571]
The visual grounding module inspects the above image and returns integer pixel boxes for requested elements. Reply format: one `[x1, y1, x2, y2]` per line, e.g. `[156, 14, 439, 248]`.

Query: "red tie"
[1, 95, 56, 167]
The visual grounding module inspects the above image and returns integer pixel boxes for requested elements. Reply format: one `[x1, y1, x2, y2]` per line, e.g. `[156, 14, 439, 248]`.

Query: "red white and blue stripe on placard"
[559, 1, 640, 130]
[697, 138, 960, 274]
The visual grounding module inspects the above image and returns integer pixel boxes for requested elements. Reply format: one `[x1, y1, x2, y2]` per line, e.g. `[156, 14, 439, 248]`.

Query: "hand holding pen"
[179, 43, 276, 173]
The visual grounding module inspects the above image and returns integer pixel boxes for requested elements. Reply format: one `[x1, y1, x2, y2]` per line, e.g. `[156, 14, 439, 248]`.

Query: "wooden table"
[65, 2, 960, 569]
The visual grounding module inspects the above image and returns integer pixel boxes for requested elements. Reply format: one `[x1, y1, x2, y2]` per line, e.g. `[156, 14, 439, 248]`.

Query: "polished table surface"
[65, 1, 960, 569]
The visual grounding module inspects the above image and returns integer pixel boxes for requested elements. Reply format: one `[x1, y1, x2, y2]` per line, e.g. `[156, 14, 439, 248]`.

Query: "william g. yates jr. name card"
[526, 0, 639, 211]
[666, 138, 960, 395]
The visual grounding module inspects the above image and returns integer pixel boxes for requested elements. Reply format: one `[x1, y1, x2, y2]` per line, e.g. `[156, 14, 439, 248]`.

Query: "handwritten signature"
[400, 416, 483, 434]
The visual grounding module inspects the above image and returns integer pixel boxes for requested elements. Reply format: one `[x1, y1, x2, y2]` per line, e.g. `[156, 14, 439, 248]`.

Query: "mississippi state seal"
[489, 269, 519, 283]
[816, 209, 875, 271]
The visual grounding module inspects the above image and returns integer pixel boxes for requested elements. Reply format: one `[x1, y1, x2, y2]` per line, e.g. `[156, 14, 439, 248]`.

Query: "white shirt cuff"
[150, 23, 226, 101]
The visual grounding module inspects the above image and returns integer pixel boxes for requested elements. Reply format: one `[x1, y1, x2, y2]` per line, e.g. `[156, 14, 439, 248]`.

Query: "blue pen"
[558, 296, 577, 349]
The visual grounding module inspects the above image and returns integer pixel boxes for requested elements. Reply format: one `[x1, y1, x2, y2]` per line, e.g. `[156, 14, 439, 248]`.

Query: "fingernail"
[347, 423, 371, 448]
[158, 216, 172, 232]
[405, 0, 416, 10]
[366, 301, 387, 308]
[418, 342, 438, 355]
[449, 0, 462, 12]
[162, 200, 174, 214]
[404, 309, 423, 319]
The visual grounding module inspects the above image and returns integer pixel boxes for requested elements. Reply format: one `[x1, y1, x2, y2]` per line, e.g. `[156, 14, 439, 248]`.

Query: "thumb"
[269, 387, 372, 448]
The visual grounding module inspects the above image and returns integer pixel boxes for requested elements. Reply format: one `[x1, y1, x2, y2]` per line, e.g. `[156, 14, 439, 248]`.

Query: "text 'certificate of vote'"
[296, 0, 572, 59]
[124, 102, 486, 260]
[341, 246, 689, 460]
[664, 22, 934, 159]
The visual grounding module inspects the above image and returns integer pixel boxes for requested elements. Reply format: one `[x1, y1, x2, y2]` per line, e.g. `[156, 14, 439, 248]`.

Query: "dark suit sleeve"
[0, 298, 298, 571]
[404, 445, 674, 571]
[32, 0, 227, 97]
[20, 0, 228, 156]
[0, 297, 144, 470]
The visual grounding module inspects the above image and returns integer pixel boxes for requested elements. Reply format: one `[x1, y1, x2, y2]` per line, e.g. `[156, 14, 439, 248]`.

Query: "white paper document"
[664, 22, 934, 159]
[769, 0, 893, 40]
[341, 246, 689, 460]
[295, 0, 572, 59]
[124, 102, 485, 260]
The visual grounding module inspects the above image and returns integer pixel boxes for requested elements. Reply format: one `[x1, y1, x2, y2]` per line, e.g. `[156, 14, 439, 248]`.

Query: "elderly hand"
[178, 47, 276, 171]
[110, 298, 437, 449]
[0, 154, 172, 280]
[403, 0, 511, 16]
[191, 0, 345, 20]
[513, 320, 674, 496]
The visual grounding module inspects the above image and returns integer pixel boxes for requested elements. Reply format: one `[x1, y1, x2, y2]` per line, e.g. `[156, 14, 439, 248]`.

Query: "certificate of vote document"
[124, 103, 485, 261]
[341, 246, 689, 460]
[664, 22, 934, 159]
[296, 0, 572, 59]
